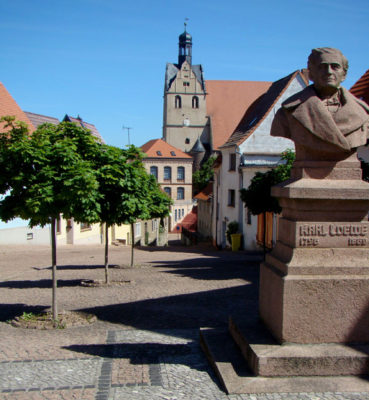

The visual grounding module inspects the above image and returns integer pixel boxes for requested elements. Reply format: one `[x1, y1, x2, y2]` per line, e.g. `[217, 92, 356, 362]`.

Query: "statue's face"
[309, 53, 347, 93]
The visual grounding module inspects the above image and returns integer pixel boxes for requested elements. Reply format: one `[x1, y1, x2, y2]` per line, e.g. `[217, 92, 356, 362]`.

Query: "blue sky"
[1, 0, 369, 148]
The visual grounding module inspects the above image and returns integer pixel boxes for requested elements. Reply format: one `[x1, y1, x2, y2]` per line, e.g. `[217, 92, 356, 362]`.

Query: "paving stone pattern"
[0, 243, 368, 399]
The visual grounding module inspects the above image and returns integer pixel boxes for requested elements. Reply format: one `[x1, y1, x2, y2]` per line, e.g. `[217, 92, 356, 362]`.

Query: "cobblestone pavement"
[0, 241, 368, 399]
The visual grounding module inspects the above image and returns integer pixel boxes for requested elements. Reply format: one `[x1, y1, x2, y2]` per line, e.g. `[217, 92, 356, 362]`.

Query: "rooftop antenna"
[122, 125, 132, 146]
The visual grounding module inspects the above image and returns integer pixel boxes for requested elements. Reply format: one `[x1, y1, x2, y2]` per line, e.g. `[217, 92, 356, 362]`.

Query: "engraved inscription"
[298, 223, 369, 247]
[348, 238, 367, 246]
[299, 237, 319, 246]
[300, 225, 327, 236]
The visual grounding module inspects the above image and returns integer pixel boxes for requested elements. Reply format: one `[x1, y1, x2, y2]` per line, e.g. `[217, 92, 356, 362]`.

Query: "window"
[164, 166, 171, 180]
[152, 219, 158, 231]
[229, 153, 236, 171]
[175, 209, 178, 221]
[185, 138, 190, 144]
[164, 187, 171, 197]
[150, 166, 158, 179]
[247, 209, 252, 225]
[228, 189, 235, 207]
[135, 222, 141, 237]
[80, 222, 91, 231]
[183, 81, 190, 87]
[156, 151, 162, 156]
[177, 187, 185, 200]
[170, 151, 176, 156]
[182, 209, 184, 217]
[175, 95, 182, 108]
[177, 166, 185, 181]
[192, 96, 199, 109]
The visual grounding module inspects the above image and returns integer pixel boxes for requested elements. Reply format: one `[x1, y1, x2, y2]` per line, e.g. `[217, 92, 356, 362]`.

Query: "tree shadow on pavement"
[148, 257, 260, 281]
[42, 264, 118, 270]
[77, 284, 259, 337]
[0, 303, 49, 321]
[0, 279, 88, 289]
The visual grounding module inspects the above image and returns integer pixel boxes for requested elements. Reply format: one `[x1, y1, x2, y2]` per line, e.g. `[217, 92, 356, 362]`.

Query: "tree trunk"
[130, 222, 134, 267]
[51, 217, 58, 321]
[263, 211, 267, 260]
[104, 224, 109, 284]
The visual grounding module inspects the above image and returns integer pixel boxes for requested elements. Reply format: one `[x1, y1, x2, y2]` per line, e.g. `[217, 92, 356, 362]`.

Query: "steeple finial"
[184, 18, 189, 32]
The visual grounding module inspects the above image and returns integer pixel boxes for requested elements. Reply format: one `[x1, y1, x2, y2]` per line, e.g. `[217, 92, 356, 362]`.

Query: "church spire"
[178, 20, 192, 66]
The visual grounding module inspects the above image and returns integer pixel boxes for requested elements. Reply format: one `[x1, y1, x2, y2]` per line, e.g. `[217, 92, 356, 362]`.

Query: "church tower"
[163, 26, 210, 154]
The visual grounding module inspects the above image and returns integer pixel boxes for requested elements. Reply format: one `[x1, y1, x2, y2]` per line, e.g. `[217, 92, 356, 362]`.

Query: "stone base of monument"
[200, 158, 369, 393]
[200, 322, 369, 394]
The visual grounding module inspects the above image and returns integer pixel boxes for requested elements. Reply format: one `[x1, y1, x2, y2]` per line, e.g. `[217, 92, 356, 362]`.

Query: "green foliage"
[226, 221, 239, 244]
[0, 118, 102, 226]
[240, 150, 295, 215]
[193, 155, 216, 194]
[95, 144, 172, 227]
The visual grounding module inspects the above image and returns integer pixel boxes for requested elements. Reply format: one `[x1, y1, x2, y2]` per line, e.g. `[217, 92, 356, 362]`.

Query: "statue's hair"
[308, 47, 348, 73]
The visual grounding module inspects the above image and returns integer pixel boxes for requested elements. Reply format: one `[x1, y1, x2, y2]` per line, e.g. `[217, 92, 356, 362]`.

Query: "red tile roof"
[63, 114, 105, 143]
[350, 69, 369, 105]
[221, 71, 303, 148]
[141, 139, 192, 159]
[0, 82, 35, 133]
[24, 111, 59, 128]
[205, 80, 272, 150]
[194, 183, 213, 201]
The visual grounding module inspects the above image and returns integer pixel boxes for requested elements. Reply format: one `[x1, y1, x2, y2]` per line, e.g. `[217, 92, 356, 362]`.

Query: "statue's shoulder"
[342, 87, 369, 113]
[281, 85, 316, 110]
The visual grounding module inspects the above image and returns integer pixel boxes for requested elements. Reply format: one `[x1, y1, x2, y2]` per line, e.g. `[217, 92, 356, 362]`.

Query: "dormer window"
[156, 151, 162, 156]
[170, 151, 176, 156]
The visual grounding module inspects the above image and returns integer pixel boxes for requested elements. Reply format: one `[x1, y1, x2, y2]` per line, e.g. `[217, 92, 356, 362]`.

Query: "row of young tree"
[0, 117, 172, 320]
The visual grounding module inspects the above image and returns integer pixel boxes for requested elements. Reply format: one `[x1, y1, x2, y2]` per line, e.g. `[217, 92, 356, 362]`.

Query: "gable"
[0, 82, 35, 133]
[239, 72, 307, 154]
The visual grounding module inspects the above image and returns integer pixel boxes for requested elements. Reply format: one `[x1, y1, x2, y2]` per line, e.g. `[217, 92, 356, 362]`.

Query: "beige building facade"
[141, 139, 193, 231]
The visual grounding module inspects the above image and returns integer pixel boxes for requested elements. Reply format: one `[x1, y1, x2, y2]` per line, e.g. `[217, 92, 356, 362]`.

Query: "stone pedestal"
[260, 155, 369, 344]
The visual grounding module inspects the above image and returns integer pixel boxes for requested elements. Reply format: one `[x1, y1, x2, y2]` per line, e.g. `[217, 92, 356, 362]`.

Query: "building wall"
[163, 61, 210, 152]
[197, 199, 212, 239]
[143, 158, 193, 230]
[215, 75, 306, 251]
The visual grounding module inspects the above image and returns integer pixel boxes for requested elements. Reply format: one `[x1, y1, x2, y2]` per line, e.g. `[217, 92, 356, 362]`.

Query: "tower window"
[175, 95, 182, 109]
[192, 96, 199, 109]
[183, 82, 190, 87]
[185, 138, 190, 144]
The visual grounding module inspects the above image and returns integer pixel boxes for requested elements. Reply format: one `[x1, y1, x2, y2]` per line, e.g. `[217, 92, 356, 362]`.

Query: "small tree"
[240, 149, 294, 253]
[0, 118, 101, 320]
[193, 155, 216, 194]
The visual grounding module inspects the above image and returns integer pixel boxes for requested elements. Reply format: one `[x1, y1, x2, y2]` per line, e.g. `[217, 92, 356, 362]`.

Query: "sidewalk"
[0, 243, 368, 400]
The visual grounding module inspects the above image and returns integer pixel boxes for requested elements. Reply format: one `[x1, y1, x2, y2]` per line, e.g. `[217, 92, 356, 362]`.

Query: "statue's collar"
[282, 85, 369, 151]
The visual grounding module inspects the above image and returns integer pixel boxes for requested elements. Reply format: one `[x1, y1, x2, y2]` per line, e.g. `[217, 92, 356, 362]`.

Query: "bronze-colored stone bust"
[271, 47, 369, 162]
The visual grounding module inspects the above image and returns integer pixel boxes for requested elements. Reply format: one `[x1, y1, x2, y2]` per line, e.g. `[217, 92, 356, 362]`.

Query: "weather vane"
[184, 18, 189, 31]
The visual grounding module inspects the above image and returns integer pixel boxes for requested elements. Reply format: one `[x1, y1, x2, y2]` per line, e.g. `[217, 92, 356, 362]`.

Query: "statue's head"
[307, 48, 348, 95]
